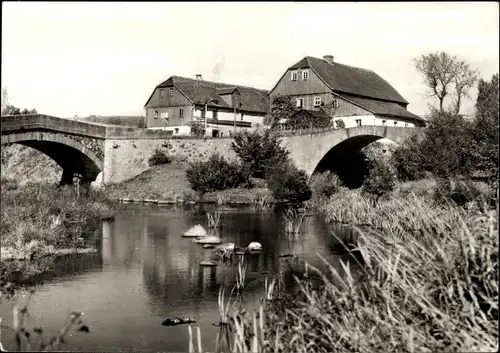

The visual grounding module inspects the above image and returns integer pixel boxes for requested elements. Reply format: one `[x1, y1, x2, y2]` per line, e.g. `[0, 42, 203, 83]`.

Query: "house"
[269, 55, 426, 128]
[143, 75, 270, 137]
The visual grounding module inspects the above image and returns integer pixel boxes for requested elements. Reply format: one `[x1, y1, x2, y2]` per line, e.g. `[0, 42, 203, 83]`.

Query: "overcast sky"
[2, 2, 499, 118]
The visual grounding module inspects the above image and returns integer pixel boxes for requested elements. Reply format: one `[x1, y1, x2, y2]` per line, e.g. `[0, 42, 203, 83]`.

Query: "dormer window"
[302, 70, 309, 81]
[291, 71, 298, 81]
[314, 96, 322, 107]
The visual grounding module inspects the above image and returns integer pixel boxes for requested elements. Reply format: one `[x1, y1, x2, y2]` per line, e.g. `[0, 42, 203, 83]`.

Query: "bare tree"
[413, 52, 479, 114]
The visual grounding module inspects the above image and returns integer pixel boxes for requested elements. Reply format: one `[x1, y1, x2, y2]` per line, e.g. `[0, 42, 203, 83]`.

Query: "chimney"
[196, 74, 203, 81]
[323, 55, 334, 65]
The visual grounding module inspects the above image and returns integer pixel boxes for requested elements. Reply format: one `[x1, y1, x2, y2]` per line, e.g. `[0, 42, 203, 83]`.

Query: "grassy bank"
[1, 180, 118, 295]
[185, 182, 498, 353]
[105, 161, 272, 205]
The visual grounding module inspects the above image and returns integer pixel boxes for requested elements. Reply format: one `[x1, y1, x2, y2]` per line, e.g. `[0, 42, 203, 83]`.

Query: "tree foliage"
[267, 162, 312, 204]
[264, 94, 296, 129]
[284, 110, 332, 130]
[413, 52, 478, 114]
[186, 154, 244, 196]
[1, 105, 37, 116]
[392, 73, 499, 186]
[191, 121, 205, 137]
[231, 129, 289, 179]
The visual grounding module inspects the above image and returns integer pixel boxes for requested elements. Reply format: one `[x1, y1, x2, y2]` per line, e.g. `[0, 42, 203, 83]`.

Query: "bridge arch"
[281, 126, 417, 188]
[1, 131, 103, 185]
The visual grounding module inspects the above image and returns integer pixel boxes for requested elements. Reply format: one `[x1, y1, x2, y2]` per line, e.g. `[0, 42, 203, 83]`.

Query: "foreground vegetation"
[0, 180, 117, 295]
[183, 196, 498, 353]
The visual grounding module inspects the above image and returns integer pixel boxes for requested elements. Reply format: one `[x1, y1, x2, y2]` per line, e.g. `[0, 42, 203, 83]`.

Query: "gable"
[144, 86, 192, 108]
[269, 67, 331, 98]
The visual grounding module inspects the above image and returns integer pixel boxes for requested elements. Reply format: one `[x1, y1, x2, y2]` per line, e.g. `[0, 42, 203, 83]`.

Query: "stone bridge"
[1, 114, 421, 187]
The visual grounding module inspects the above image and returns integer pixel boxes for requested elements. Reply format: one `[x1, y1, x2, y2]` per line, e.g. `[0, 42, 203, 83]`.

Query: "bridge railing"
[1, 114, 108, 138]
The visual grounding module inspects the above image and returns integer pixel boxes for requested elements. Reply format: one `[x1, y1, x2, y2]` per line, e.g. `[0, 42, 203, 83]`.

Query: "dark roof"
[336, 94, 425, 122]
[288, 56, 409, 104]
[293, 109, 331, 119]
[216, 87, 239, 95]
[150, 76, 269, 114]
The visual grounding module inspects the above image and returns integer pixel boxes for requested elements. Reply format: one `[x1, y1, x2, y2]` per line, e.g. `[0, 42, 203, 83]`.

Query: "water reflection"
[0, 204, 357, 353]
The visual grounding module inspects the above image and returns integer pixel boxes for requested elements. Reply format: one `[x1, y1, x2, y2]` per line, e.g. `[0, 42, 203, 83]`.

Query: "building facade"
[143, 75, 269, 136]
[269, 55, 426, 128]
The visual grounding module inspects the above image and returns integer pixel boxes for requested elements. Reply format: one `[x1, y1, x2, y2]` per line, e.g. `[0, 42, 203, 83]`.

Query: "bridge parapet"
[1, 114, 108, 139]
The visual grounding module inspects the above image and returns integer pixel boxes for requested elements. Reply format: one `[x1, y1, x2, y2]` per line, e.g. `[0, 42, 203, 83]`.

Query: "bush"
[231, 129, 289, 180]
[186, 154, 244, 196]
[137, 117, 147, 128]
[148, 148, 171, 166]
[267, 162, 312, 204]
[310, 171, 344, 199]
[191, 122, 205, 137]
[335, 119, 346, 129]
[362, 158, 397, 200]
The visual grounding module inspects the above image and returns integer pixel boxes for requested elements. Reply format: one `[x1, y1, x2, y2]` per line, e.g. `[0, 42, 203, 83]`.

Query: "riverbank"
[0, 180, 118, 294]
[191, 186, 499, 353]
[104, 161, 272, 205]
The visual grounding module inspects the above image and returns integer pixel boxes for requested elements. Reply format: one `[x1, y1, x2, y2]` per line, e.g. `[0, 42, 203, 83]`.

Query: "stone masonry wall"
[103, 138, 237, 184]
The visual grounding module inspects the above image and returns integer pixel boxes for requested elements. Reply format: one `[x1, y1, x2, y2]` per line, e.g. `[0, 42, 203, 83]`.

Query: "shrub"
[191, 122, 205, 137]
[362, 158, 397, 200]
[148, 148, 171, 166]
[392, 133, 427, 181]
[137, 117, 147, 128]
[231, 129, 289, 179]
[335, 119, 346, 129]
[186, 154, 244, 196]
[267, 162, 312, 204]
[310, 171, 344, 199]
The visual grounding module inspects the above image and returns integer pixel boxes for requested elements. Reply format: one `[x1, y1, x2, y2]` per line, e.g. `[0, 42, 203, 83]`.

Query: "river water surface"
[0, 204, 358, 352]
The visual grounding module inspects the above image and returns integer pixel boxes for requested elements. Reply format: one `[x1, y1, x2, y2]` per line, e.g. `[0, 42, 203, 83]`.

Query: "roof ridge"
[308, 56, 374, 73]
[169, 75, 268, 92]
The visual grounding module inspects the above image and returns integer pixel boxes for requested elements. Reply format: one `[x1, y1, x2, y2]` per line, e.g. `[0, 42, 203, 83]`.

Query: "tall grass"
[206, 210, 222, 229]
[188, 197, 498, 353]
[250, 194, 275, 212]
[282, 207, 307, 235]
[0, 288, 89, 351]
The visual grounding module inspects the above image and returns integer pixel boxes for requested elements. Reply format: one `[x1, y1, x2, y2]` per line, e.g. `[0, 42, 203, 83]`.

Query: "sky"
[2, 2, 499, 118]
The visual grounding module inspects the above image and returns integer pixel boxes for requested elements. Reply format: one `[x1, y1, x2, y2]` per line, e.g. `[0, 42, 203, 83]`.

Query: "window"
[302, 70, 309, 80]
[296, 98, 303, 108]
[356, 119, 362, 127]
[394, 121, 398, 126]
[291, 71, 298, 81]
[161, 112, 169, 119]
[405, 123, 409, 127]
[154, 110, 159, 119]
[314, 96, 322, 107]
[159, 89, 164, 99]
[169, 88, 174, 96]
[174, 128, 179, 134]
[382, 119, 387, 126]
[332, 99, 339, 108]
[240, 113, 244, 121]
[179, 108, 184, 118]
[213, 110, 218, 119]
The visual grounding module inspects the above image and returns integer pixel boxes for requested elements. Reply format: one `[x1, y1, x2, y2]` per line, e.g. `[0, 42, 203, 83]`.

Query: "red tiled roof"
[289, 56, 409, 104]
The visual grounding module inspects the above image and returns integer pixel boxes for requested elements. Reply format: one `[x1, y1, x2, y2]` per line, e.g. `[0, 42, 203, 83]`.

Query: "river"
[0, 204, 359, 352]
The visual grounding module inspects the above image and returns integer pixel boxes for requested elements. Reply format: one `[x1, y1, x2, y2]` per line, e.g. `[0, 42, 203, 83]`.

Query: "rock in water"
[161, 317, 196, 327]
[247, 241, 263, 251]
[196, 235, 222, 245]
[182, 224, 208, 237]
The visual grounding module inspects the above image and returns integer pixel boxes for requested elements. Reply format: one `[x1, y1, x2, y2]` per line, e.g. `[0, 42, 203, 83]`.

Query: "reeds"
[250, 194, 275, 212]
[207, 211, 222, 229]
[283, 207, 306, 235]
[0, 288, 89, 352]
[235, 257, 247, 293]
